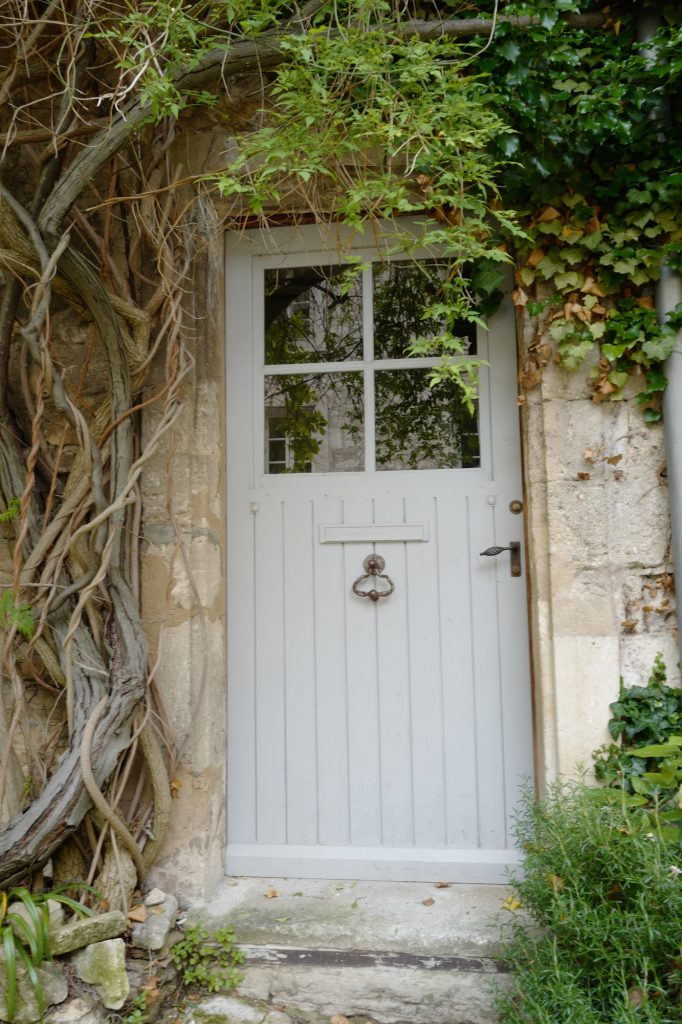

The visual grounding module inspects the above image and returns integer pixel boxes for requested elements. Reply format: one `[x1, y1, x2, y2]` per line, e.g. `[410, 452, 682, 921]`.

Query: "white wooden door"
[225, 224, 533, 883]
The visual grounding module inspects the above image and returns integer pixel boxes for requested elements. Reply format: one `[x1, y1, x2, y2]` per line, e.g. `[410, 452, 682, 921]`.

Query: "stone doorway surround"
[140, 212, 678, 904]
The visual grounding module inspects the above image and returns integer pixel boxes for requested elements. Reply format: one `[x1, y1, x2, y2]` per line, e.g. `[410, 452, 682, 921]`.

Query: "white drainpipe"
[660, 270, 682, 670]
[636, 13, 682, 668]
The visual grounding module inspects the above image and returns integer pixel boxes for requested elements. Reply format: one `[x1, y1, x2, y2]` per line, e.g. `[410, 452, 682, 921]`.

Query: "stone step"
[188, 878, 517, 1024]
[234, 943, 507, 1024]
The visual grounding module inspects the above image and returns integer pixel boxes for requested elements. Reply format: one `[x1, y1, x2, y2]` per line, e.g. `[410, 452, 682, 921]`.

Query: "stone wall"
[519, 306, 679, 784]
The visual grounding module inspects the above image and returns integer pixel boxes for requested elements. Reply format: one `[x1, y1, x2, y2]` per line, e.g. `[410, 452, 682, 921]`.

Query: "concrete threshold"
[190, 878, 516, 1024]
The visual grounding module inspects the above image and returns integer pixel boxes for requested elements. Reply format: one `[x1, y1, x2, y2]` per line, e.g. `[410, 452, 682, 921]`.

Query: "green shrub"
[497, 782, 682, 1024]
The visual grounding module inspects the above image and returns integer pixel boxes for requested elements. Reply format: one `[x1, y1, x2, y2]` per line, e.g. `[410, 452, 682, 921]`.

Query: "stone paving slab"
[196, 878, 515, 959]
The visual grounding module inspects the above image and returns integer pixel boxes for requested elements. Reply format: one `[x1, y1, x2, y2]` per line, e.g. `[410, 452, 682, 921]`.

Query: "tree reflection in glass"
[375, 369, 479, 470]
[262, 258, 481, 474]
[372, 259, 476, 359]
[264, 373, 364, 473]
[264, 265, 363, 364]
[264, 264, 364, 473]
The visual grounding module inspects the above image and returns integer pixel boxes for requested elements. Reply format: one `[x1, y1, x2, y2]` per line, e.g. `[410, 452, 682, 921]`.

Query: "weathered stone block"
[47, 996, 106, 1024]
[8, 899, 64, 942]
[186, 995, 265, 1024]
[130, 893, 178, 951]
[0, 959, 68, 1023]
[72, 939, 130, 1010]
[50, 911, 127, 956]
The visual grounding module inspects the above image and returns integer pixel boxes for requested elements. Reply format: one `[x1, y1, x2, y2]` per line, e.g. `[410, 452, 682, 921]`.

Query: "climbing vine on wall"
[481, 1, 682, 417]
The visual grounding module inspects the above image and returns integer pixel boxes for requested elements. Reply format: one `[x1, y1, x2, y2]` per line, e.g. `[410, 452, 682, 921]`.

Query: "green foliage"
[594, 656, 682, 841]
[485, 3, 682, 409]
[0, 499, 34, 639]
[0, 499, 20, 525]
[604, 655, 679, 748]
[0, 886, 94, 1022]
[95, 0, 682, 413]
[170, 923, 244, 993]
[0, 591, 35, 640]
[214, 0, 519, 362]
[119, 992, 149, 1024]
[497, 781, 682, 1024]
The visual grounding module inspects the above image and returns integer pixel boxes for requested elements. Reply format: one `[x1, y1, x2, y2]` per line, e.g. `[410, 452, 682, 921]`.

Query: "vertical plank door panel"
[373, 494, 414, 847]
[404, 493, 447, 849]
[468, 494, 507, 849]
[436, 490, 479, 849]
[313, 496, 351, 847]
[343, 495, 382, 847]
[283, 497, 319, 845]
[254, 497, 287, 843]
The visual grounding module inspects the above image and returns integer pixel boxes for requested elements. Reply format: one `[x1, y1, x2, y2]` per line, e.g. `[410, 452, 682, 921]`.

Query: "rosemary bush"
[497, 783, 682, 1024]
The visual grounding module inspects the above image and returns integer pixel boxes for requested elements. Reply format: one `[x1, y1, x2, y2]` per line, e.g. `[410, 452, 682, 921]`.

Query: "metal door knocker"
[352, 554, 395, 602]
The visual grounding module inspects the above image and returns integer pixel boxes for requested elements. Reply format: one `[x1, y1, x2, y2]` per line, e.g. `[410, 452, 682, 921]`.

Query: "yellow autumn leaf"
[538, 206, 562, 222]
[502, 895, 523, 911]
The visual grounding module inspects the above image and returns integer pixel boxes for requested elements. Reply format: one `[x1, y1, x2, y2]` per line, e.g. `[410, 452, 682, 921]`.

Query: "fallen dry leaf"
[546, 873, 564, 892]
[421, 897, 435, 907]
[511, 287, 528, 308]
[606, 453, 623, 465]
[434, 881, 450, 889]
[577, 472, 591, 480]
[537, 205, 561, 223]
[264, 888, 279, 899]
[330, 1016, 350, 1024]
[127, 905, 147, 923]
[502, 895, 523, 912]
[627, 987, 646, 1008]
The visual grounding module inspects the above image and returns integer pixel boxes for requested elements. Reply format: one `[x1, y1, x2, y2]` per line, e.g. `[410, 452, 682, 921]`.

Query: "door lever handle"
[480, 541, 522, 577]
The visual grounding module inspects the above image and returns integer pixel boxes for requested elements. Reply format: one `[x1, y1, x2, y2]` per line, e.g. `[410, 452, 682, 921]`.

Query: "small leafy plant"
[593, 655, 682, 839]
[170, 922, 243, 993]
[0, 885, 94, 1021]
[119, 991, 150, 1024]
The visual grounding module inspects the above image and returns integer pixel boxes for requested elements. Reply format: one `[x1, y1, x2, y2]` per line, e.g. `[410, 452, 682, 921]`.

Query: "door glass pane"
[372, 259, 476, 360]
[265, 266, 363, 365]
[265, 372, 364, 473]
[375, 369, 479, 470]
